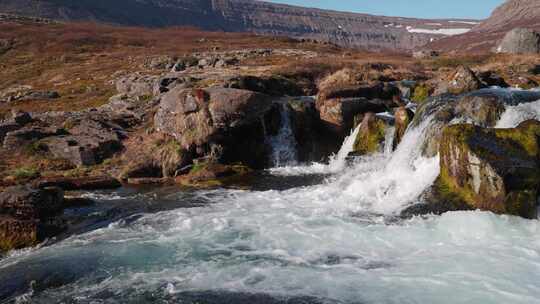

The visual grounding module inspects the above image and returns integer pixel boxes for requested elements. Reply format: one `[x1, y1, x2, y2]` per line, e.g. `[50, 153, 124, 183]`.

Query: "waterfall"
[327, 123, 362, 171]
[267, 103, 298, 167]
[496, 99, 540, 128]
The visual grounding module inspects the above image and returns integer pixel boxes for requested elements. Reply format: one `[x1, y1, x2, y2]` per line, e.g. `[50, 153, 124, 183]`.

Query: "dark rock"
[477, 71, 509, 88]
[438, 120, 540, 219]
[34, 176, 121, 191]
[0, 185, 66, 251]
[3, 127, 63, 150]
[155, 87, 273, 168]
[496, 28, 540, 54]
[225, 75, 304, 97]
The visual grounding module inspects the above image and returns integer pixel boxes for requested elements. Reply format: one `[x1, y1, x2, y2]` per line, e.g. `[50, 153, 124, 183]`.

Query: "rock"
[496, 28, 540, 54]
[155, 87, 273, 168]
[143, 55, 177, 70]
[42, 119, 123, 166]
[434, 66, 484, 95]
[352, 112, 387, 155]
[412, 50, 439, 59]
[393, 106, 414, 150]
[126, 177, 172, 185]
[176, 162, 251, 187]
[477, 71, 509, 88]
[34, 176, 121, 191]
[0, 186, 65, 251]
[0, 38, 12, 55]
[413, 89, 540, 157]
[11, 110, 32, 125]
[438, 120, 540, 219]
[287, 97, 336, 162]
[116, 73, 158, 98]
[316, 97, 389, 136]
[225, 75, 304, 97]
[3, 127, 63, 150]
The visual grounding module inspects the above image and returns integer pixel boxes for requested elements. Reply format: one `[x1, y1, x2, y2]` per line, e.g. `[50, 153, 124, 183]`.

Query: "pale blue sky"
[265, 0, 505, 19]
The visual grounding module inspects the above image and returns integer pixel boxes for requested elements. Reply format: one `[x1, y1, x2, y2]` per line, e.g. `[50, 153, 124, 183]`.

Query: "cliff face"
[0, 0, 478, 50]
[428, 0, 540, 53]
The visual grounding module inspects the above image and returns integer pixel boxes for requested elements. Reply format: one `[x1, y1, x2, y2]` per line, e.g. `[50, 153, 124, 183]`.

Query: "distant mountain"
[429, 0, 540, 52]
[0, 0, 479, 51]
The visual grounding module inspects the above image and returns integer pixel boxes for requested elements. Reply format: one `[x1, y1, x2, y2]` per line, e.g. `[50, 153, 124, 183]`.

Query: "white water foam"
[496, 99, 540, 128]
[266, 104, 298, 167]
[3, 93, 540, 303]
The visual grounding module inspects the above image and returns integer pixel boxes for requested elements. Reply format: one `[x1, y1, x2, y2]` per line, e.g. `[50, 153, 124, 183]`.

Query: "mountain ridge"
[0, 0, 479, 51]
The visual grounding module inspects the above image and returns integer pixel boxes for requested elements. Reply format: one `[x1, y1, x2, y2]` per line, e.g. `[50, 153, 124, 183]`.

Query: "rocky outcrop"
[154, 87, 275, 168]
[414, 89, 540, 157]
[0, 0, 477, 50]
[438, 120, 540, 219]
[0, 186, 65, 251]
[496, 28, 540, 54]
[434, 66, 484, 96]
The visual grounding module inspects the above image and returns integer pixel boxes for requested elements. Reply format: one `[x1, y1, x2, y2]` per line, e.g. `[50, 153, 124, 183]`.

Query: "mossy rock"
[352, 112, 387, 155]
[438, 120, 540, 218]
[393, 107, 414, 150]
[177, 162, 252, 188]
[411, 83, 432, 103]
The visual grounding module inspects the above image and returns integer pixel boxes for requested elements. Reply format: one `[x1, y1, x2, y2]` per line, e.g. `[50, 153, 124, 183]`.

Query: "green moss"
[411, 84, 431, 103]
[11, 167, 40, 180]
[353, 116, 386, 155]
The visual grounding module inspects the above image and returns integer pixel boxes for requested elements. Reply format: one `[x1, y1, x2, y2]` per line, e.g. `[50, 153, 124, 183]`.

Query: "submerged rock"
[438, 120, 540, 219]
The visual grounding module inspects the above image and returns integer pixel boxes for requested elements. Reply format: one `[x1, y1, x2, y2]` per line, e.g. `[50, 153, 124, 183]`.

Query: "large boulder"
[154, 87, 274, 168]
[496, 28, 540, 54]
[413, 89, 540, 157]
[439, 120, 540, 219]
[434, 66, 484, 96]
[0, 186, 65, 251]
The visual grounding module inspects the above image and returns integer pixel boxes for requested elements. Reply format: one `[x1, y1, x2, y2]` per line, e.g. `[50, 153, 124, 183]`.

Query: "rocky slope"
[0, 0, 479, 50]
[429, 0, 540, 52]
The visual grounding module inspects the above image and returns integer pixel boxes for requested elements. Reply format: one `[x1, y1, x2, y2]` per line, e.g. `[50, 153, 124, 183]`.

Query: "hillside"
[429, 0, 540, 52]
[0, 0, 479, 50]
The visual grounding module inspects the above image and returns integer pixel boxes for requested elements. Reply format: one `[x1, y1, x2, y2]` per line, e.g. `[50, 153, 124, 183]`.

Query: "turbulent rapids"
[2, 90, 540, 304]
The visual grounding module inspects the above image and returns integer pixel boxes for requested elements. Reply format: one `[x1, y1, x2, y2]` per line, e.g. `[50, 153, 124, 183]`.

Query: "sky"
[265, 0, 506, 19]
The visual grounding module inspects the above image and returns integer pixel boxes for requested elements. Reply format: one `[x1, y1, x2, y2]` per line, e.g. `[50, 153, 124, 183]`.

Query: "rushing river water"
[2, 91, 540, 303]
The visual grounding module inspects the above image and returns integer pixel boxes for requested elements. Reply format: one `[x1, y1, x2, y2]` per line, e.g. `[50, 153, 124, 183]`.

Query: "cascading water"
[2, 90, 540, 303]
[266, 103, 298, 167]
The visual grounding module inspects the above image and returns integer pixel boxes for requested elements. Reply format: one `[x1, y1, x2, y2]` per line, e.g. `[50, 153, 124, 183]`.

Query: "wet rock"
[155, 87, 273, 168]
[477, 71, 509, 88]
[393, 106, 414, 150]
[438, 120, 540, 219]
[352, 112, 387, 155]
[413, 89, 540, 157]
[434, 66, 484, 95]
[0, 186, 65, 251]
[176, 162, 251, 187]
[287, 97, 335, 162]
[496, 28, 540, 54]
[34, 176, 121, 191]
[316, 97, 389, 136]
[126, 177, 172, 185]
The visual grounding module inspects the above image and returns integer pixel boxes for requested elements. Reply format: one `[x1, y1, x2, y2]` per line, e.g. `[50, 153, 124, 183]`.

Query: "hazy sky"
[264, 0, 505, 19]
